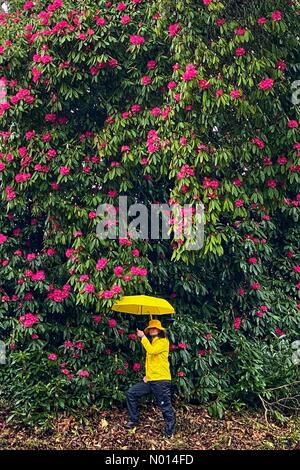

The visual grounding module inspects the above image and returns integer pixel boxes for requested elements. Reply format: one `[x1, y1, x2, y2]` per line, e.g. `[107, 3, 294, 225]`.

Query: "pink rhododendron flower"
[271, 11, 282, 21]
[133, 362, 142, 372]
[59, 166, 70, 175]
[251, 282, 261, 290]
[95, 16, 106, 26]
[48, 353, 57, 361]
[84, 283, 95, 293]
[216, 18, 226, 26]
[182, 63, 197, 81]
[128, 333, 137, 341]
[65, 248, 75, 258]
[235, 27, 247, 36]
[141, 75, 151, 85]
[15, 173, 31, 183]
[235, 47, 245, 56]
[251, 137, 265, 149]
[114, 266, 124, 276]
[266, 179, 277, 188]
[0, 233, 8, 244]
[19, 313, 39, 328]
[116, 2, 126, 11]
[199, 79, 210, 89]
[108, 319, 117, 328]
[277, 156, 287, 165]
[111, 284, 122, 294]
[130, 266, 148, 276]
[130, 35, 145, 45]
[234, 199, 244, 207]
[258, 17, 267, 25]
[31, 270, 45, 281]
[93, 315, 102, 324]
[259, 78, 274, 90]
[230, 89, 242, 99]
[121, 15, 131, 25]
[147, 60, 156, 70]
[77, 370, 90, 378]
[96, 257, 108, 270]
[276, 60, 286, 70]
[168, 23, 181, 38]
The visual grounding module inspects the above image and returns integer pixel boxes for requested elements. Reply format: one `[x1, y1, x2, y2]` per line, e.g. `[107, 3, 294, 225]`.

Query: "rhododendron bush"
[0, 0, 299, 423]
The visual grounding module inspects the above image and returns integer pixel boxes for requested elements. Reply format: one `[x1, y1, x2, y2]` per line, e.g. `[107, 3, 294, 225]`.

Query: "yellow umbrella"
[111, 295, 174, 319]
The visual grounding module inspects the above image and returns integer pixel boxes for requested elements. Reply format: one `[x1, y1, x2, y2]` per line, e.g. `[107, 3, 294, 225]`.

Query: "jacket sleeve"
[141, 336, 169, 355]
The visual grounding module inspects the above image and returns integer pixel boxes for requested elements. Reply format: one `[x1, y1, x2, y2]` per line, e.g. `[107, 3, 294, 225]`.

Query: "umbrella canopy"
[111, 295, 174, 316]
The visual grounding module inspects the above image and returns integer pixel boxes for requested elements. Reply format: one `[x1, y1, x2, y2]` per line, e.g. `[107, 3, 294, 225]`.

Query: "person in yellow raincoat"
[125, 319, 176, 438]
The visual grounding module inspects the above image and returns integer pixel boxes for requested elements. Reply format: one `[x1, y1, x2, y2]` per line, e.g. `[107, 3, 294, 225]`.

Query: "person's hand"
[136, 329, 145, 338]
[143, 376, 147, 383]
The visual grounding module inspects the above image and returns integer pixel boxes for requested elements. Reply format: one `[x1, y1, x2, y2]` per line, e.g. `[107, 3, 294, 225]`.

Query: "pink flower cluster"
[176, 164, 195, 180]
[147, 129, 160, 154]
[47, 284, 71, 302]
[0, 233, 8, 244]
[96, 257, 108, 270]
[251, 137, 265, 149]
[168, 23, 181, 38]
[5, 186, 16, 201]
[203, 177, 219, 190]
[259, 78, 274, 90]
[77, 370, 90, 378]
[133, 362, 142, 372]
[15, 173, 31, 183]
[25, 270, 46, 282]
[48, 353, 57, 361]
[130, 35, 145, 45]
[10, 88, 34, 105]
[130, 266, 148, 276]
[182, 63, 198, 81]
[19, 313, 39, 328]
[33, 53, 53, 64]
[47, 0, 63, 12]
[101, 284, 122, 298]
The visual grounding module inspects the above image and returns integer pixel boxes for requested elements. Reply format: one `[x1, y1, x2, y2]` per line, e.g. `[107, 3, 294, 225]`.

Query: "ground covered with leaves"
[0, 403, 299, 451]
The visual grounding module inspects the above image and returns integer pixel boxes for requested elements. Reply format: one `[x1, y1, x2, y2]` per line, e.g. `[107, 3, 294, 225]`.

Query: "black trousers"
[126, 380, 176, 434]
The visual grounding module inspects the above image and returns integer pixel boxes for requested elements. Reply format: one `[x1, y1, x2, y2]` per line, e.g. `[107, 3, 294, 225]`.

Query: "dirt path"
[0, 404, 299, 450]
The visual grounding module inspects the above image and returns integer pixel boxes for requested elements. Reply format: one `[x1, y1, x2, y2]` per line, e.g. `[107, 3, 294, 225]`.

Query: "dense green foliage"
[0, 0, 299, 424]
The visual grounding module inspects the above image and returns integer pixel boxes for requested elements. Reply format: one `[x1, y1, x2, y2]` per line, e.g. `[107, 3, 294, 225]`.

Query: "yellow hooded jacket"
[141, 335, 171, 381]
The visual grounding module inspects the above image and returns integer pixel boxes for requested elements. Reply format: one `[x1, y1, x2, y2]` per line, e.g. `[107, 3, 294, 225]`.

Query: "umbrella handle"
[141, 305, 153, 320]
